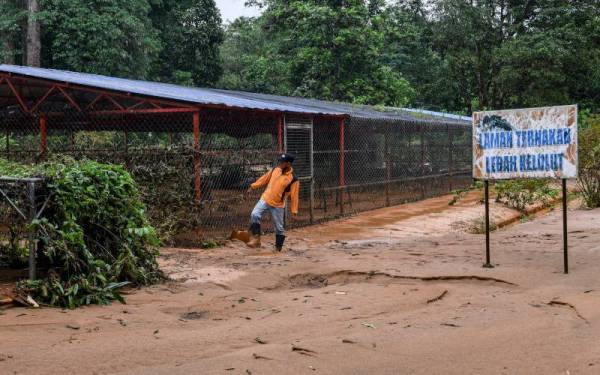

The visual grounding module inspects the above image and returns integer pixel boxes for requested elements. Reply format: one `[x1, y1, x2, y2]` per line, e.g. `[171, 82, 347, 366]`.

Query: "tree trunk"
[26, 0, 41, 67]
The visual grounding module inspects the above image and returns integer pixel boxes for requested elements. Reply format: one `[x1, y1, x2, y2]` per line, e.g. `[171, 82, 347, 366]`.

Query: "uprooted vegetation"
[494, 179, 560, 212]
[578, 113, 600, 208]
[0, 158, 163, 308]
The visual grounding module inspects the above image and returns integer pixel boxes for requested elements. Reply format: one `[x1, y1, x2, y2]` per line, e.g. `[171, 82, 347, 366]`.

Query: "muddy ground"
[1, 191, 600, 374]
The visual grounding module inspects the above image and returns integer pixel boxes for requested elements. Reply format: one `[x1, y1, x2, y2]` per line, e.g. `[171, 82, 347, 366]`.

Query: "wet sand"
[1, 192, 600, 374]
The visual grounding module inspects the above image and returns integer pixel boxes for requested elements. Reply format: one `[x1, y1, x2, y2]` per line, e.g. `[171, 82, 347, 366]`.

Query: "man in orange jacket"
[246, 153, 299, 251]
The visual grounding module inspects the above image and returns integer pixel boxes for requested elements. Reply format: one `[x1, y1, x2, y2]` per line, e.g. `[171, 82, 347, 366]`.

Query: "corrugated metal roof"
[0, 64, 470, 124]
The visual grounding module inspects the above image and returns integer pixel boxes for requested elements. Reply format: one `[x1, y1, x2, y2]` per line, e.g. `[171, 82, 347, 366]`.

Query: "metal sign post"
[472, 105, 578, 272]
[483, 180, 493, 268]
[562, 179, 569, 274]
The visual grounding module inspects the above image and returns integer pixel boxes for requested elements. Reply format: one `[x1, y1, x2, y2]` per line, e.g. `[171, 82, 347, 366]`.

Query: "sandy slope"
[1, 192, 600, 375]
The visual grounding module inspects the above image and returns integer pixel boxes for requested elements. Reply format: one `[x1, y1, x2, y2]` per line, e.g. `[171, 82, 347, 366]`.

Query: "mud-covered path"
[2, 193, 600, 375]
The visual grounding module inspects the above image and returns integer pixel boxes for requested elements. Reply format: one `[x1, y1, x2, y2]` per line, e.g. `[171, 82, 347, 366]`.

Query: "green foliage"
[0, 0, 26, 64]
[495, 179, 559, 212]
[40, 0, 161, 79]
[578, 114, 600, 208]
[220, 0, 414, 106]
[0, 158, 162, 308]
[151, 0, 224, 86]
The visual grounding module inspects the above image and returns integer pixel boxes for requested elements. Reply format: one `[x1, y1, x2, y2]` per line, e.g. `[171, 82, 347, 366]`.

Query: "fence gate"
[284, 115, 314, 223]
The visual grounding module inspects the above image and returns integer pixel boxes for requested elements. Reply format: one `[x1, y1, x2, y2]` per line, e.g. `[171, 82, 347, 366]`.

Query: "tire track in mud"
[260, 270, 517, 291]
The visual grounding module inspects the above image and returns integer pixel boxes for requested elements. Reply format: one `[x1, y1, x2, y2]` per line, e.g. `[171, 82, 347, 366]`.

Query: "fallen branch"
[547, 300, 589, 323]
[252, 353, 273, 360]
[440, 322, 461, 328]
[292, 345, 317, 356]
[0, 297, 13, 306]
[427, 290, 448, 304]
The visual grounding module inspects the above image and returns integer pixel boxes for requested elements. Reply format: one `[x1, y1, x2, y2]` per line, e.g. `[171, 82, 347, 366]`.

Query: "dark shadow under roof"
[0, 65, 470, 124]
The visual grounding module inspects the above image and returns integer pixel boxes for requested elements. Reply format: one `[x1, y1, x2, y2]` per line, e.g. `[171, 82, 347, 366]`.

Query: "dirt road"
[2, 193, 600, 374]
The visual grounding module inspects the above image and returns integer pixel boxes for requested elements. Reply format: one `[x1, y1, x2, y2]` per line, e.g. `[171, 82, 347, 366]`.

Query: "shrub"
[494, 179, 559, 212]
[578, 114, 600, 208]
[0, 158, 163, 308]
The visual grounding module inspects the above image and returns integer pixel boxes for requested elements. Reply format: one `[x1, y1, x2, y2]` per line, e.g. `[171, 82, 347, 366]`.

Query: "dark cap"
[277, 153, 295, 163]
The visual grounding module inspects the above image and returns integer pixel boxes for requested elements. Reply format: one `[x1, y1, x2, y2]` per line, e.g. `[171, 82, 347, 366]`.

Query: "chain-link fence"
[0, 177, 47, 279]
[0, 109, 472, 245]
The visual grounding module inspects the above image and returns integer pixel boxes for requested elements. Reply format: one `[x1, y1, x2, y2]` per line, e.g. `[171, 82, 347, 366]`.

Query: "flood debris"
[440, 322, 461, 328]
[252, 353, 273, 360]
[292, 345, 317, 356]
[361, 322, 376, 329]
[66, 324, 81, 330]
[254, 337, 267, 345]
[427, 290, 449, 304]
[180, 311, 206, 320]
[342, 339, 356, 344]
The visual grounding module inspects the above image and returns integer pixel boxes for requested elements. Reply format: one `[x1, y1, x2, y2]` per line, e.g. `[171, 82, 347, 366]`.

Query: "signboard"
[473, 105, 578, 180]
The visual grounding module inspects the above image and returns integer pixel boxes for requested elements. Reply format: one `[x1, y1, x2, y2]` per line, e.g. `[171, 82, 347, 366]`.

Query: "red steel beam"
[126, 100, 146, 110]
[85, 93, 105, 111]
[1, 73, 351, 120]
[104, 94, 125, 110]
[88, 107, 200, 116]
[56, 86, 82, 112]
[30, 85, 56, 113]
[4, 77, 29, 113]
[0, 73, 194, 109]
[39, 116, 47, 157]
[193, 111, 202, 203]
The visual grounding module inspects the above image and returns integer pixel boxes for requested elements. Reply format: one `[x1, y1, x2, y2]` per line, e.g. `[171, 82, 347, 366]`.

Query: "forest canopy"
[1, 0, 599, 114]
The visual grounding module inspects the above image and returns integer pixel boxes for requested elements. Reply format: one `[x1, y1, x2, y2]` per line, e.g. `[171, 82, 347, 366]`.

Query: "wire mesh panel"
[0, 105, 472, 245]
[285, 115, 313, 225]
[0, 178, 47, 279]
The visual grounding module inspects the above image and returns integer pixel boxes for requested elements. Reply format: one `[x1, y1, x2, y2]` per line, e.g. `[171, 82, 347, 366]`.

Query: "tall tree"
[150, 0, 224, 86]
[218, 16, 292, 94]
[41, 0, 160, 78]
[233, 0, 414, 106]
[26, 0, 41, 66]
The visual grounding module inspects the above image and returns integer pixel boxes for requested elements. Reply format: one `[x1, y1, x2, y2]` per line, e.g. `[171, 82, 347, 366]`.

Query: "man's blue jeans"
[251, 199, 285, 236]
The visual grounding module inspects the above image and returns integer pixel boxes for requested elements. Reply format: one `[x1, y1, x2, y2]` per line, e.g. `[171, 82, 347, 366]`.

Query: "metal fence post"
[385, 126, 390, 207]
[339, 117, 345, 215]
[193, 111, 202, 203]
[420, 123, 425, 199]
[39, 116, 47, 158]
[309, 117, 315, 224]
[6, 128, 9, 159]
[277, 114, 284, 152]
[448, 124, 453, 191]
[28, 181, 37, 280]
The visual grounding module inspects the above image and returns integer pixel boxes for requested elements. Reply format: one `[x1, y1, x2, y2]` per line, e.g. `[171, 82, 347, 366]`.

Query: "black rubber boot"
[247, 223, 262, 248]
[249, 223, 261, 236]
[275, 234, 286, 252]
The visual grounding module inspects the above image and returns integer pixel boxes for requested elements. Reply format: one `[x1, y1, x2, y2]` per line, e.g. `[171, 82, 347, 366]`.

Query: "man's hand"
[245, 187, 253, 197]
[291, 213, 298, 221]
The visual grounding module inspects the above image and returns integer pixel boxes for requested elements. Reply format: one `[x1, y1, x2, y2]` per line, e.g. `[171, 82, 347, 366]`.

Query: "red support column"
[39, 116, 47, 158]
[339, 118, 346, 214]
[277, 114, 284, 152]
[193, 111, 202, 203]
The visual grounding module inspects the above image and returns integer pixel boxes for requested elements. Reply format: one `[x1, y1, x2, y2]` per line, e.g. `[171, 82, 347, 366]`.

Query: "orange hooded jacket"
[250, 167, 300, 214]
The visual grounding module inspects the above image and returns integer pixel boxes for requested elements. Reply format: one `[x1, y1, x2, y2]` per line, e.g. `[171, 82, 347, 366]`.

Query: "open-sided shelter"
[0, 65, 472, 243]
